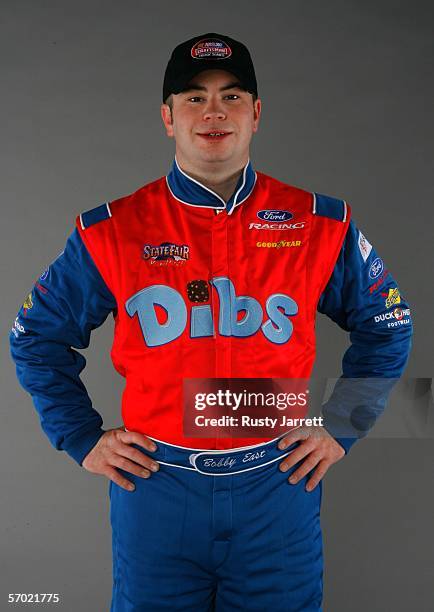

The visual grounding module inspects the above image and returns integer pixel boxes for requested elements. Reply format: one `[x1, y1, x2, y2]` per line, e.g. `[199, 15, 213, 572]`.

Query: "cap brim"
[169, 64, 251, 96]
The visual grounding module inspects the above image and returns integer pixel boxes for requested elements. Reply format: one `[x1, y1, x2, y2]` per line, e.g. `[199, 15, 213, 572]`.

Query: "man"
[10, 33, 412, 611]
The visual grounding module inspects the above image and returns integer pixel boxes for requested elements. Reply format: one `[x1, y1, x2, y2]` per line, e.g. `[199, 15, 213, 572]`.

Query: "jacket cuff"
[333, 435, 358, 454]
[62, 426, 106, 466]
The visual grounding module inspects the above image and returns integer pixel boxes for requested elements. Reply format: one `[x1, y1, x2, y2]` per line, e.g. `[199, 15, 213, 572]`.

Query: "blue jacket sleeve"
[317, 219, 413, 453]
[9, 228, 117, 466]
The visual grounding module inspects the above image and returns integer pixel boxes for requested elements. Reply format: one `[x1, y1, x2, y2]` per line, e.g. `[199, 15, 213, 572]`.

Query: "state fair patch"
[191, 38, 232, 60]
[358, 231, 372, 262]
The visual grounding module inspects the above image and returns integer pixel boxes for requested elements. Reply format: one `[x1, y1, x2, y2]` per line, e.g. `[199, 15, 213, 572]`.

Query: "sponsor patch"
[248, 222, 307, 231]
[257, 210, 293, 222]
[373, 307, 411, 326]
[23, 292, 33, 315]
[382, 287, 401, 309]
[392, 307, 407, 321]
[126, 275, 298, 347]
[35, 282, 48, 294]
[358, 231, 372, 262]
[143, 242, 190, 266]
[369, 257, 384, 279]
[39, 268, 49, 281]
[369, 270, 389, 294]
[256, 240, 302, 248]
[11, 316, 26, 337]
[191, 38, 232, 60]
[387, 318, 411, 328]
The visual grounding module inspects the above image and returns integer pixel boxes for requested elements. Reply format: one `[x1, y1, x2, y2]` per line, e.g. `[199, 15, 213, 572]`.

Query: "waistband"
[133, 431, 299, 476]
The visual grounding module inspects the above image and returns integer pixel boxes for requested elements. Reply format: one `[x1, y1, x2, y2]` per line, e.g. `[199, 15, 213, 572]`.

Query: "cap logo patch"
[191, 38, 232, 60]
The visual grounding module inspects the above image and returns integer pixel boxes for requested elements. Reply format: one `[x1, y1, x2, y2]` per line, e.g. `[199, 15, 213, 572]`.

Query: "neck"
[175, 156, 248, 203]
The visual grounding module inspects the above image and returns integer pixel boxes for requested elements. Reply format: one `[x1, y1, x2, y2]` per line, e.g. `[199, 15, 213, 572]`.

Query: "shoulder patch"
[79, 202, 112, 230]
[312, 193, 348, 222]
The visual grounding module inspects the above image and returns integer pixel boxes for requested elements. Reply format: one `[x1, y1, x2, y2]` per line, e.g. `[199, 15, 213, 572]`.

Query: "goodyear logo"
[256, 240, 302, 248]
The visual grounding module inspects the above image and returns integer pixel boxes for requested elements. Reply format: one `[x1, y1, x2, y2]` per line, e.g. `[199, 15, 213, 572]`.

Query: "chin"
[198, 150, 233, 164]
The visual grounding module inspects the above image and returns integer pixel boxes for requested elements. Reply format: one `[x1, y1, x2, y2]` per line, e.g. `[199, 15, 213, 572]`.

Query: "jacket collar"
[166, 156, 257, 215]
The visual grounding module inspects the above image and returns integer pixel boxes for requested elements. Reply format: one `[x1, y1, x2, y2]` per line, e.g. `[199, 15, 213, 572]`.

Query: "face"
[161, 69, 261, 169]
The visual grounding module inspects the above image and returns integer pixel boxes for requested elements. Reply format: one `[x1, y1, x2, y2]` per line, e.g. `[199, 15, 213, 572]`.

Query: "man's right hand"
[82, 427, 160, 491]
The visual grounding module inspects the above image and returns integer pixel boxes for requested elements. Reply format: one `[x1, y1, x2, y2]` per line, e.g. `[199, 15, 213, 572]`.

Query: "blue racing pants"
[109, 436, 323, 611]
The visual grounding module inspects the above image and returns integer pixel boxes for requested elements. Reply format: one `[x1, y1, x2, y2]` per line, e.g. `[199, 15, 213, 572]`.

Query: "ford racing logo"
[257, 209, 293, 221]
[369, 257, 384, 279]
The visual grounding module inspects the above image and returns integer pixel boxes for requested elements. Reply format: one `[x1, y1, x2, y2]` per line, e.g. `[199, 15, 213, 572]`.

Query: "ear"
[252, 98, 262, 133]
[161, 103, 174, 138]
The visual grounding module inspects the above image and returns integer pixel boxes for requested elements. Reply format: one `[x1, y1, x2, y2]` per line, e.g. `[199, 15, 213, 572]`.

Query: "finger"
[116, 445, 160, 473]
[111, 455, 154, 479]
[277, 426, 307, 450]
[105, 467, 136, 492]
[117, 430, 158, 453]
[287, 452, 323, 484]
[305, 460, 330, 492]
[279, 441, 315, 472]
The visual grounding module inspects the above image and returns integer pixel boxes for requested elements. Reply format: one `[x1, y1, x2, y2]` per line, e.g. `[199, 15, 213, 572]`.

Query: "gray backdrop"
[1, 1, 433, 610]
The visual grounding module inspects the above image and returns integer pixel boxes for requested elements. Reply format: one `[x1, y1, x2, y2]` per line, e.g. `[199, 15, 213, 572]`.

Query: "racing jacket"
[9, 159, 413, 465]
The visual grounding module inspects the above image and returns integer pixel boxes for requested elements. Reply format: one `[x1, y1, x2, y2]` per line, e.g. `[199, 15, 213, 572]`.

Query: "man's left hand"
[278, 426, 345, 492]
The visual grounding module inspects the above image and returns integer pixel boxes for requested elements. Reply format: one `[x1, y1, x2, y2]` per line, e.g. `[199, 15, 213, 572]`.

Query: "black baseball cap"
[163, 32, 258, 103]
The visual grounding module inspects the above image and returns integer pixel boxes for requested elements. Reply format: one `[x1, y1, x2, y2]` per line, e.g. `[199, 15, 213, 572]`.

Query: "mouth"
[197, 131, 232, 142]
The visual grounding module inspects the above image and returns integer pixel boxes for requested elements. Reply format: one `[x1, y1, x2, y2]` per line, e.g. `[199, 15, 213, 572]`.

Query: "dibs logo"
[126, 277, 298, 348]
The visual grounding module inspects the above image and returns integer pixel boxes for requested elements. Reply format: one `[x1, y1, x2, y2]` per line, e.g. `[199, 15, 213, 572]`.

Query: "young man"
[10, 33, 412, 611]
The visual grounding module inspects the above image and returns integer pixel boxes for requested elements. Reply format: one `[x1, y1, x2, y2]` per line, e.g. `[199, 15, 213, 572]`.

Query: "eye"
[224, 94, 240, 100]
[188, 96, 204, 103]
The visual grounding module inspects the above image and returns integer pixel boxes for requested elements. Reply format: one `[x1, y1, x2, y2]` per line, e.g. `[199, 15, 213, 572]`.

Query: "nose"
[202, 98, 226, 122]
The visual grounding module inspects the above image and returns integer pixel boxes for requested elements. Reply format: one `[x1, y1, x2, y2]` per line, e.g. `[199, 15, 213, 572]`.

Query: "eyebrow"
[181, 81, 245, 93]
